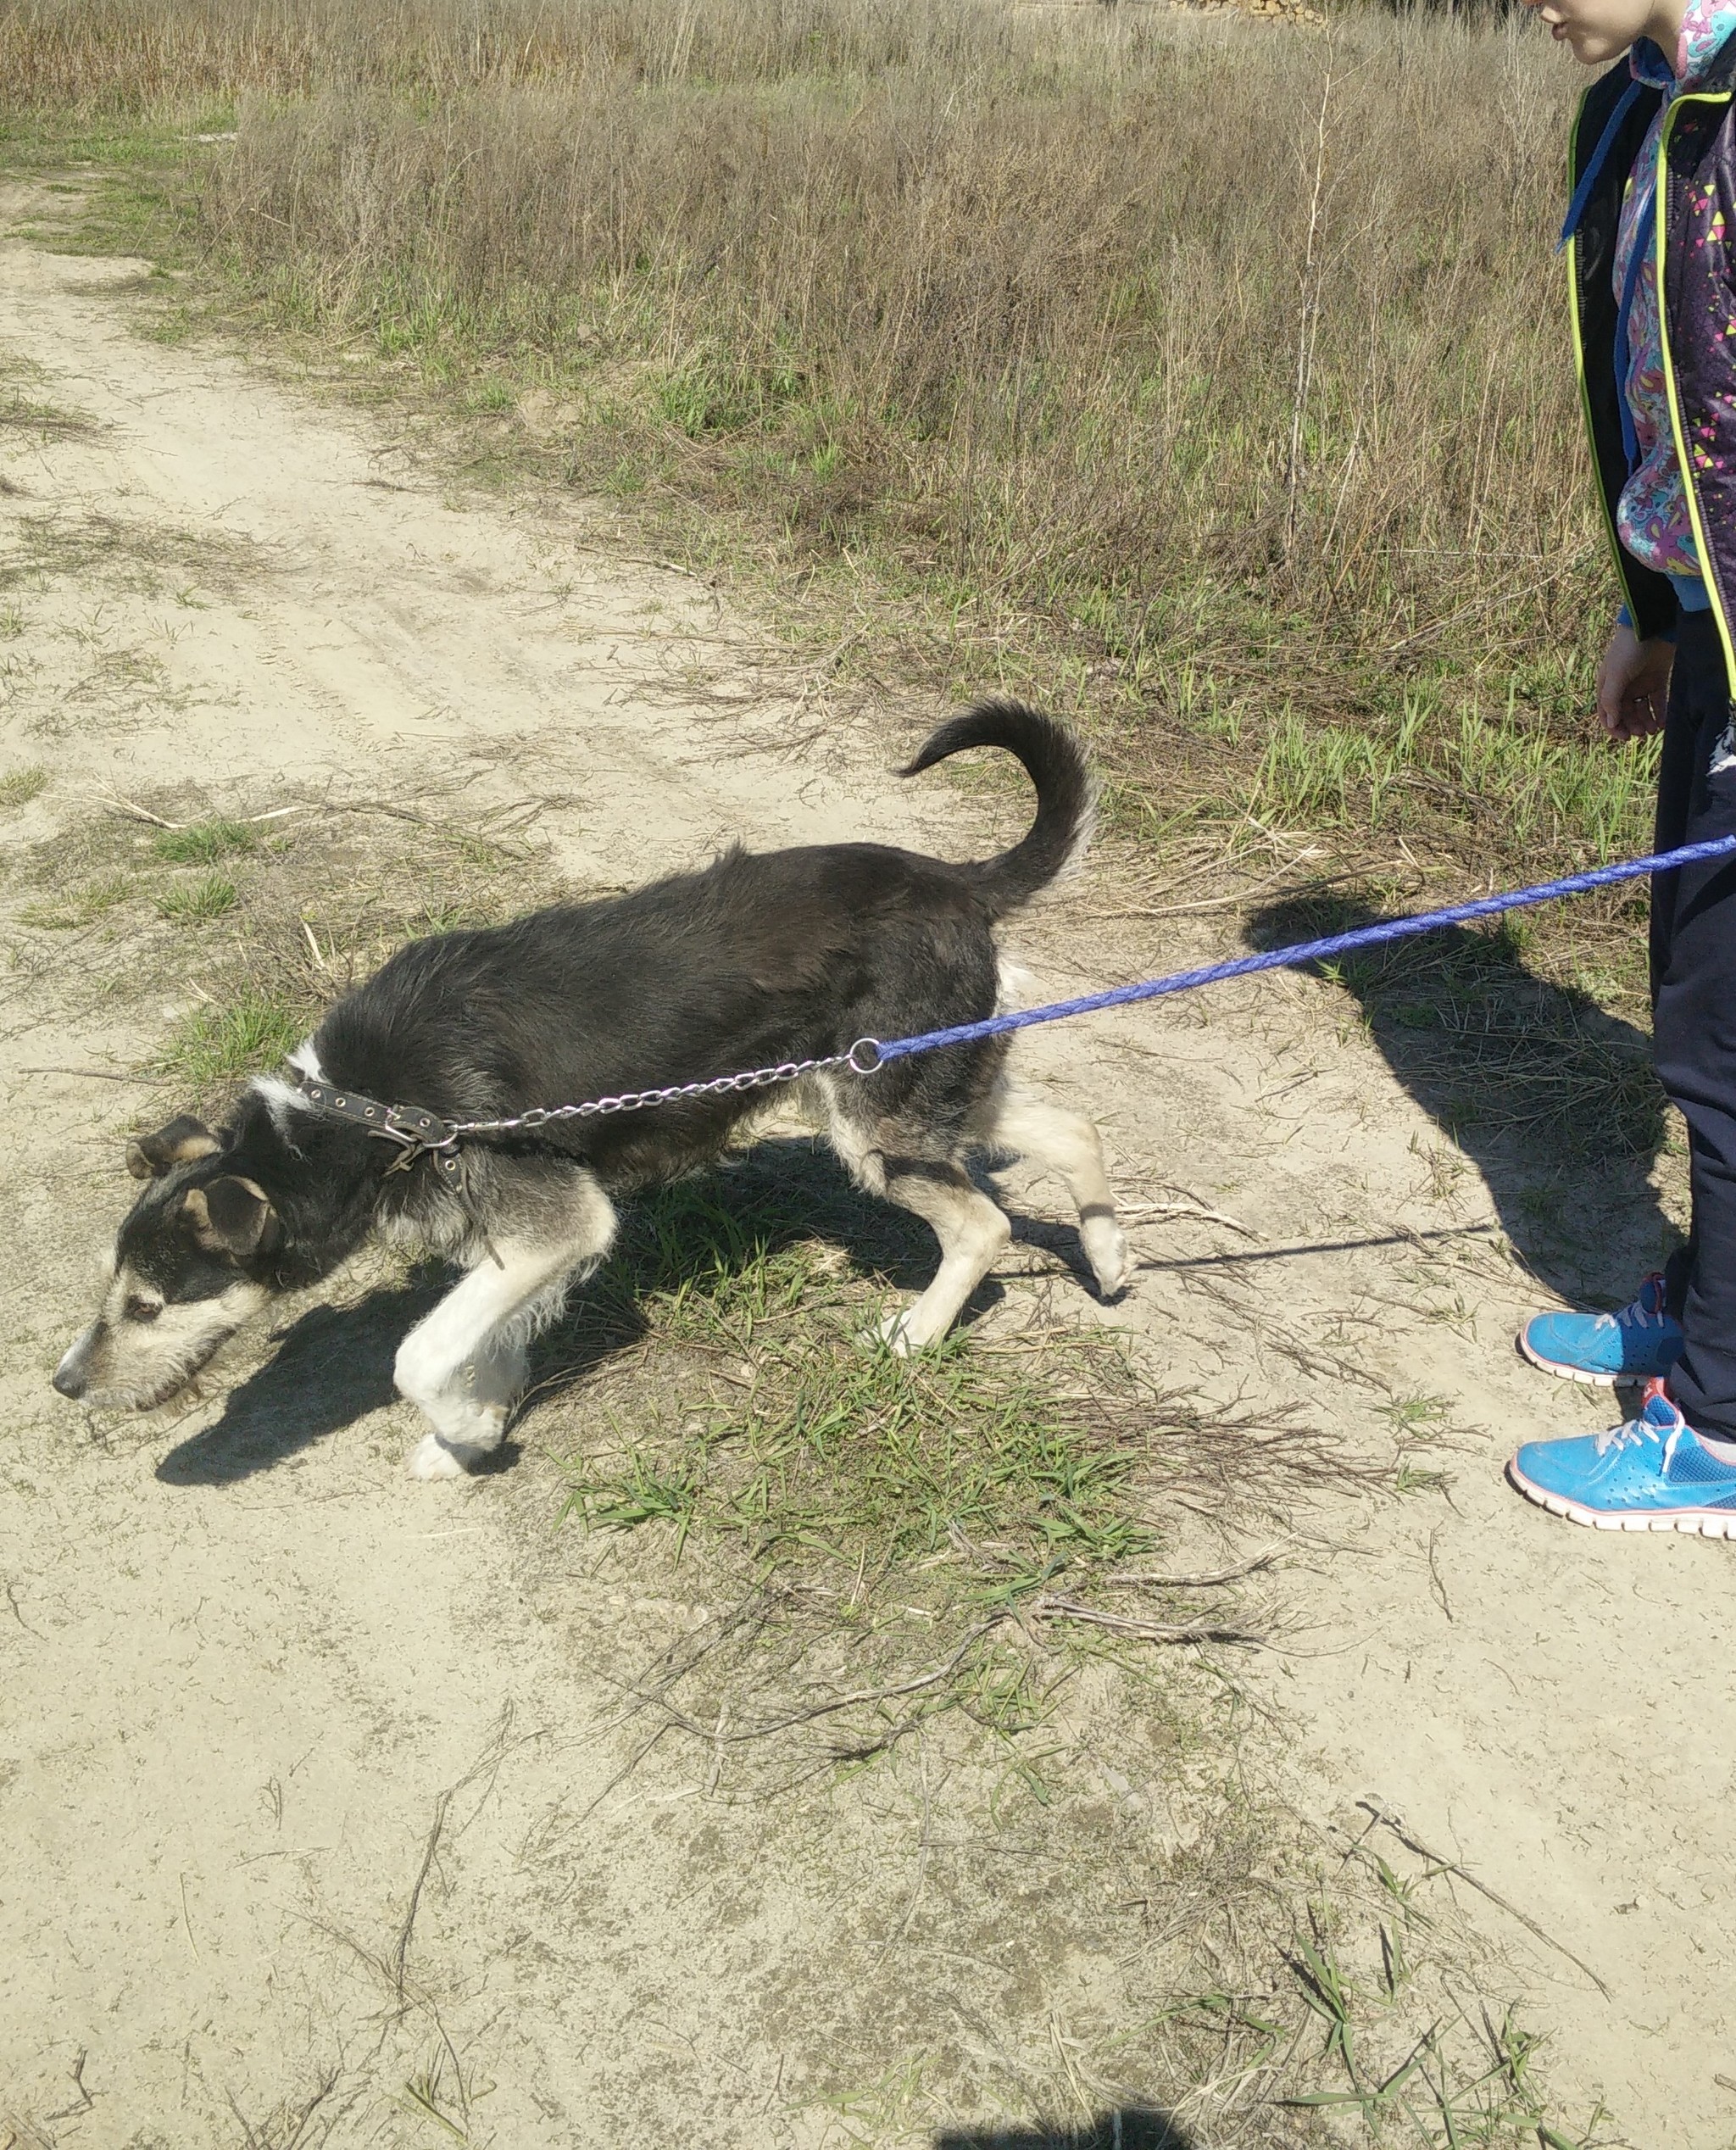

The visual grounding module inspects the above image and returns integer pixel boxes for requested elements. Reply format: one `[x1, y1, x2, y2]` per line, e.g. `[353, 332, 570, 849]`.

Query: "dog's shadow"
[932, 2113, 1196, 2150]
[156, 1280, 447, 1485]
[156, 1140, 1097, 1485]
[514, 1139, 1066, 1421]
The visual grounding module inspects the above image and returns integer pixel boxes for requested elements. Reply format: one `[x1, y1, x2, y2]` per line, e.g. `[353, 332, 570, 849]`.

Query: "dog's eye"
[123, 1295, 162, 1323]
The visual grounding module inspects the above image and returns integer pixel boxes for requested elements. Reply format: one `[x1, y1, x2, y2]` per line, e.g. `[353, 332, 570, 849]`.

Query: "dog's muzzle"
[53, 1334, 94, 1399]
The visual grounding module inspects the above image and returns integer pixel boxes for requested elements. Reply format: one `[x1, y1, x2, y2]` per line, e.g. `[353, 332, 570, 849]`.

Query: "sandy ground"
[2, 214, 1733, 2149]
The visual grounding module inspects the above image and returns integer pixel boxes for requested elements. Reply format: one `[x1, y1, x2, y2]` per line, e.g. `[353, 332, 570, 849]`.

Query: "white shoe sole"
[1508, 1460, 1736, 1536]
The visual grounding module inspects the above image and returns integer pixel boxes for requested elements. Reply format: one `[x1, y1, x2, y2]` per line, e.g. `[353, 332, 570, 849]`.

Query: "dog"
[53, 700, 1127, 1479]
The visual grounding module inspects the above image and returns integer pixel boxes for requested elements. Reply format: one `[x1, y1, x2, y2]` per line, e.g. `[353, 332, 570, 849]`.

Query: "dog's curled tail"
[901, 699, 1097, 914]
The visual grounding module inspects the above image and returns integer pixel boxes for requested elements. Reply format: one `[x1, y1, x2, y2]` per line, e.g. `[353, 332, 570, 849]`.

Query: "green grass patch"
[19, 872, 131, 928]
[0, 764, 47, 808]
[544, 1167, 1348, 1607]
[559, 1173, 1149, 1581]
[1249, 699, 1661, 864]
[156, 871, 239, 922]
[0, 388, 98, 435]
[0, 117, 204, 260]
[534, 1165, 1288, 1771]
[152, 816, 257, 864]
[1271, 1901, 1613, 2145]
[653, 354, 805, 438]
[565, 1310, 1150, 1579]
[160, 983, 303, 1084]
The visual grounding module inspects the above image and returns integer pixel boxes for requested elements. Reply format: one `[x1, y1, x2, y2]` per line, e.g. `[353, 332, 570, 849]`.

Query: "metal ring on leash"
[847, 1037, 883, 1074]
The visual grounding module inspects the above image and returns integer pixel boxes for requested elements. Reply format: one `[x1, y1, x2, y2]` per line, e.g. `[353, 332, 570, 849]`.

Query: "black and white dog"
[53, 701, 1127, 1479]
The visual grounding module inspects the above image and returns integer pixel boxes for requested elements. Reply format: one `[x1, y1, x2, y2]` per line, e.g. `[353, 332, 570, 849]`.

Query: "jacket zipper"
[1657, 90, 1736, 694]
[1568, 85, 1648, 627]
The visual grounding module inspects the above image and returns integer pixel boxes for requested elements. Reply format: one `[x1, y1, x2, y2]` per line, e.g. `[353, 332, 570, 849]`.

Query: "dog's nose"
[52, 1356, 86, 1399]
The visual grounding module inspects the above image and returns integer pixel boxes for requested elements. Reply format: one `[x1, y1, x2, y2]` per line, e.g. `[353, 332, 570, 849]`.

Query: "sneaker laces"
[1593, 1390, 1685, 1461]
[1592, 1418, 1653, 1457]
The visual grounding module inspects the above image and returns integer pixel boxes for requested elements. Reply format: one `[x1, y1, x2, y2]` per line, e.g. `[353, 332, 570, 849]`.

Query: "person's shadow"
[153, 1139, 1106, 1485]
[1248, 889, 1678, 1310]
[934, 2114, 1195, 2150]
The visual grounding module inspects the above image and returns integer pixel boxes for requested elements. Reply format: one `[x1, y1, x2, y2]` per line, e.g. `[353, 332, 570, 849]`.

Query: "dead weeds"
[0, 504, 264, 600]
[0, 784, 559, 1092]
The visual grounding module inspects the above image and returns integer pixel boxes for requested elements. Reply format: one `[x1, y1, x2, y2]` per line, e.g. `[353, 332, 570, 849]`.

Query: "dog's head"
[53, 1114, 285, 1410]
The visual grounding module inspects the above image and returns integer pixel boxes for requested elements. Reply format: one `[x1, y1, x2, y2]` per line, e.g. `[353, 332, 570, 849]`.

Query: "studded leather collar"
[296, 1079, 464, 1187]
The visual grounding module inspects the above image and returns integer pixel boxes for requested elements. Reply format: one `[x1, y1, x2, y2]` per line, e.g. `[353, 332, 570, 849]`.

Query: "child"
[1508, 0, 1736, 1530]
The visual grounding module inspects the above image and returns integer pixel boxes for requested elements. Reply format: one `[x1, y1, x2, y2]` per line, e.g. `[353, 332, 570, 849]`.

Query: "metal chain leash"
[432, 1039, 886, 1147]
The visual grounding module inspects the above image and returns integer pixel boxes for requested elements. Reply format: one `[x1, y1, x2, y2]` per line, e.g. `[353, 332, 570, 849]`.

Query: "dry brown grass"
[0, 0, 1628, 883]
[0, 0, 1032, 106]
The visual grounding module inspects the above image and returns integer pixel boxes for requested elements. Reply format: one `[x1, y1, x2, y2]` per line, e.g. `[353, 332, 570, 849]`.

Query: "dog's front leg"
[396, 1179, 616, 1479]
[871, 1157, 1012, 1355]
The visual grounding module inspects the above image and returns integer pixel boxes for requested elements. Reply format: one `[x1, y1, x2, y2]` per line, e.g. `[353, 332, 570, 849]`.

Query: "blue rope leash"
[865, 832, 1736, 1070]
[1557, 75, 1644, 253]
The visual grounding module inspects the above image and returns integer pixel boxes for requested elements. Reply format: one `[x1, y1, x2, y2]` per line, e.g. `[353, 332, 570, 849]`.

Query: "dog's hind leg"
[871, 1158, 1012, 1356]
[396, 1174, 617, 1480]
[984, 1080, 1127, 1297]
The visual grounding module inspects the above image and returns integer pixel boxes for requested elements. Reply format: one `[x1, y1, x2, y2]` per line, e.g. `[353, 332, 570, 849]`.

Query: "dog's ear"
[178, 1177, 281, 1261]
[126, 1115, 222, 1181]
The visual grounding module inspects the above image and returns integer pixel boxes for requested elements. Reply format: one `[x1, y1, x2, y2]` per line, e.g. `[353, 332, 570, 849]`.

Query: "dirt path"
[1, 221, 1731, 2148]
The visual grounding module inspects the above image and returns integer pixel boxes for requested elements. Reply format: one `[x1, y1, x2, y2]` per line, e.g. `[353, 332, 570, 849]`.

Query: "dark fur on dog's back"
[313, 699, 1093, 1187]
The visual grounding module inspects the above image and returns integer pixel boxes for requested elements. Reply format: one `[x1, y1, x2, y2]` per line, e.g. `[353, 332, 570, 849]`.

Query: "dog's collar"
[295, 1079, 464, 1186]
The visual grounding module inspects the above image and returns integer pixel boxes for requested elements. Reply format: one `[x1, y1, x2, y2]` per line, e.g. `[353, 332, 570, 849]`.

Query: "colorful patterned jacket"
[1571, 42, 1736, 690]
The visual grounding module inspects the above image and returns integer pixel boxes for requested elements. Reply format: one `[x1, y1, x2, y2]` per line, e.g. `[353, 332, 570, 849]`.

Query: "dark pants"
[1653, 609, 1736, 1441]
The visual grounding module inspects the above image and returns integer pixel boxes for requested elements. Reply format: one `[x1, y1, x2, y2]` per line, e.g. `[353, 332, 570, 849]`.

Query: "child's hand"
[1595, 621, 1674, 742]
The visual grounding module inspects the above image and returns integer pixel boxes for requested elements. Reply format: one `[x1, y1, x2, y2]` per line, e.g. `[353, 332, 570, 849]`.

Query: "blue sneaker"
[1518, 1273, 1683, 1385]
[1510, 1390, 1736, 1535]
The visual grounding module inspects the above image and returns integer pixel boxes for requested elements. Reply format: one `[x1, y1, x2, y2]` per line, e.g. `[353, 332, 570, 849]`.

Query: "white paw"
[1082, 1217, 1129, 1298]
[408, 1431, 470, 1481]
[406, 1391, 508, 1445]
[860, 1309, 921, 1357]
